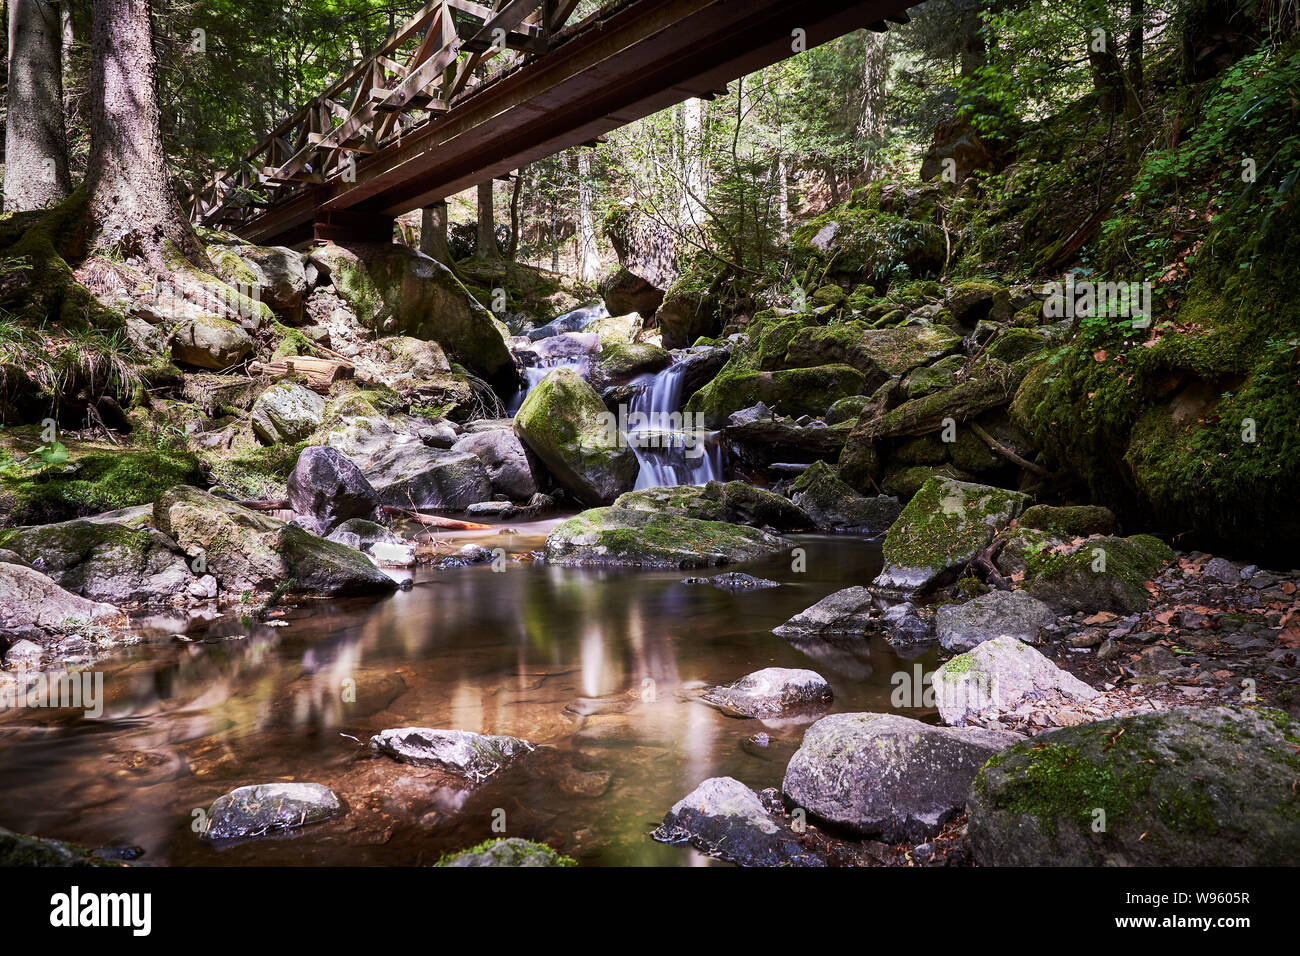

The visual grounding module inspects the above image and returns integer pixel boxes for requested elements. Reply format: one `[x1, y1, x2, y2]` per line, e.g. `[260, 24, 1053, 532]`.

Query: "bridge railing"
[185, 0, 592, 233]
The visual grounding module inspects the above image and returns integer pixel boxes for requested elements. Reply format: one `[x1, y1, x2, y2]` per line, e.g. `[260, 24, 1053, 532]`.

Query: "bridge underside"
[228, 0, 913, 247]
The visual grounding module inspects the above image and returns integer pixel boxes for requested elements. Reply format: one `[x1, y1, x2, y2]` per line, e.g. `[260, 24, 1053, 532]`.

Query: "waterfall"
[506, 356, 590, 415]
[626, 363, 723, 489]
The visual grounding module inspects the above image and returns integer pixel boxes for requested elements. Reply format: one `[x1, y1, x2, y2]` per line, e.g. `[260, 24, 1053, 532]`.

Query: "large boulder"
[360, 445, 491, 511]
[251, 381, 325, 445]
[545, 506, 787, 568]
[874, 477, 1029, 591]
[451, 428, 538, 501]
[208, 241, 307, 320]
[652, 776, 824, 867]
[702, 667, 832, 720]
[968, 707, 1300, 866]
[1026, 534, 1175, 614]
[0, 562, 121, 641]
[203, 783, 341, 841]
[932, 636, 1099, 726]
[152, 485, 397, 596]
[515, 367, 638, 506]
[0, 519, 193, 605]
[790, 460, 901, 533]
[934, 589, 1055, 652]
[782, 713, 1020, 843]
[369, 728, 532, 782]
[169, 313, 254, 370]
[287, 446, 384, 534]
[601, 266, 664, 317]
[310, 242, 514, 388]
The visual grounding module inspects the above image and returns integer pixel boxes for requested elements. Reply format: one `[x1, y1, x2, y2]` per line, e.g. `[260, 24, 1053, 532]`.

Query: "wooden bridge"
[186, 0, 914, 247]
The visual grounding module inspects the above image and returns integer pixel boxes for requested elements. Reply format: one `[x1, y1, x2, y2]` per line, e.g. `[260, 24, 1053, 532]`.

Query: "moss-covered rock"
[875, 476, 1029, 590]
[968, 707, 1300, 865]
[825, 394, 869, 425]
[1025, 533, 1174, 613]
[685, 363, 867, 429]
[1018, 503, 1118, 537]
[168, 312, 254, 370]
[902, 353, 966, 398]
[946, 281, 1012, 326]
[250, 381, 325, 445]
[515, 367, 637, 505]
[436, 837, 576, 867]
[310, 242, 514, 388]
[545, 506, 788, 568]
[791, 460, 902, 532]
[878, 463, 973, 500]
[613, 480, 811, 532]
[152, 484, 397, 597]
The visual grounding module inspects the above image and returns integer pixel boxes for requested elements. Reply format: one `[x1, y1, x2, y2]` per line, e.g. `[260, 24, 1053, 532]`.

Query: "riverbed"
[0, 520, 939, 866]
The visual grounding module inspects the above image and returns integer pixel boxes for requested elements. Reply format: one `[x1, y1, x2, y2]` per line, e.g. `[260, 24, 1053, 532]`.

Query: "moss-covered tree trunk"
[475, 180, 499, 260]
[85, 0, 203, 266]
[4, 0, 73, 212]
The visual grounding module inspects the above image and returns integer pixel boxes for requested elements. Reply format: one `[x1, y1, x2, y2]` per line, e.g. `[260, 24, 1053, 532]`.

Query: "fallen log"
[383, 506, 493, 530]
[235, 498, 291, 511]
[249, 356, 353, 392]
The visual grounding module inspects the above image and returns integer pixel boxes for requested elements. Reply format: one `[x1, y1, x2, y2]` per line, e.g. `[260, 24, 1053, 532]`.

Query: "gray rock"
[0, 519, 193, 604]
[782, 713, 1021, 843]
[362, 445, 492, 511]
[684, 572, 780, 591]
[935, 589, 1055, 652]
[702, 667, 832, 719]
[932, 636, 1099, 725]
[773, 585, 875, 637]
[0, 563, 121, 640]
[881, 601, 934, 645]
[968, 707, 1300, 865]
[1203, 556, 1239, 584]
[287, 446, 383, 534]
[465, 501, 516, 518]
[169, 313, 254, 370]
[545, 506, 787, 569]
[726, 402, 775, 427]
[370, 728, 533, 781]
[203, 782, 341, 841]
[251, 381, 325, 444]
[452, 428, 538, 500]
[651, 776, 824, 867]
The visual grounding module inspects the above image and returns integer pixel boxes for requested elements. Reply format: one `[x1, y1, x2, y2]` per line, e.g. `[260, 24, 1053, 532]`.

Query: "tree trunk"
[858, 30, 891, 179]
[1127, 0, 1145, 98]
[679, 96, 706, 231]
[420, 201, 451, 264]
[575, 149, 597, 282]
[475, 180, 500, 259]
[507, 168, 524, 261]
[86, 0, 203, 266]
[5, 0, 72, 212]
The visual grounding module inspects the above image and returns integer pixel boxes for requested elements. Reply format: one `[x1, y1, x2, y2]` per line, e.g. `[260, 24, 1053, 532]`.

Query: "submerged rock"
[702, 667, 832, 720]
[782, 713, 1021, 843]
[968, 707, 1300, 866]
[0, 826, 118, 867]
[203, 782, 342, 840]
[652, 776, 825, 867]
[436, 837, 576, 867]
[684, 571, 780, 590]
[932, 636, 1099, 725]
[874, 477, 1029, 591]
[545, 506, 787, 569]
[370, 728, 532, 781]
[773, 585, 875, 637]
[934, 589, 1055, 652]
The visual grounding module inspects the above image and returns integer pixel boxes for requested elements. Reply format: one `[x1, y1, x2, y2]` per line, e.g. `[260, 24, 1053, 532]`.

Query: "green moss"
[202, 441, 305, 500]
[434, 837, 576, 867]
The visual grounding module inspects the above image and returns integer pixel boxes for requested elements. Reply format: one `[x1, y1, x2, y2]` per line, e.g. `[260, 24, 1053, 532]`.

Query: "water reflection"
[0, 530, 939, 866]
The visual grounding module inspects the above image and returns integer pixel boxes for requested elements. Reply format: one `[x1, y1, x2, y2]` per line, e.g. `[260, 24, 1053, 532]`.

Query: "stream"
[0, 522, 938, 866]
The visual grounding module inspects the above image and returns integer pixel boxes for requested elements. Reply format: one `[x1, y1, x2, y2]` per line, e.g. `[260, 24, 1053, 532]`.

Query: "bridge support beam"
[313, 209, 395, 244]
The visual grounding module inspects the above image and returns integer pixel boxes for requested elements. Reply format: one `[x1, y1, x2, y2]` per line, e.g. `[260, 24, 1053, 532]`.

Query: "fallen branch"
[235, 498, 291, 511]
[971, 536, 1012, 591]
[248, 356, 353, 392]
[968, 420, 1051, 478]
[383, 506, 492, 530]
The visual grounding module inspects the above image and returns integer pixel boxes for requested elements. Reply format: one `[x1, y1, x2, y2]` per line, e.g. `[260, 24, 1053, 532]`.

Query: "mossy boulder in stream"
[791, 460, 901, 533]
[968, 707, 1300, 866]
[436, 838, 576, 867]
[514, 367, 637, 506]
[685, 363, 866, 429]
[614, 480, 811, 532]
[153, 485, 397, 597]
[545, 506, 788, 568]
[875, 477, 1029, 591]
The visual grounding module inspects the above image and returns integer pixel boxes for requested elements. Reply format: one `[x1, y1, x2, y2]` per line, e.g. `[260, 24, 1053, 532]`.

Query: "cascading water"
[506, 356, 590, 414]
[626, 362, 723, 489]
